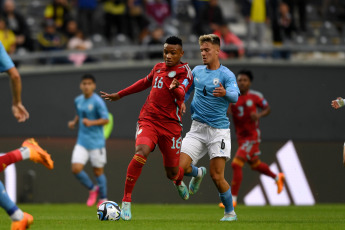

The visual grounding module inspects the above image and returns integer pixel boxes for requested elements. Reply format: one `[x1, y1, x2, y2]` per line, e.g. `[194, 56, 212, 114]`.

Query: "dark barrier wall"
[0, 138, 344, 204]
[0, 62, 345, 141]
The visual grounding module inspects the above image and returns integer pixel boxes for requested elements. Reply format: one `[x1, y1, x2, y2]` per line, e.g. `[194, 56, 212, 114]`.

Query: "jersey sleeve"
[96, 98, 109, 120]
[0, 41, 14, 72]
[117, 67, 154, 98]
[171, 64, 193, 101]
[224, 71, 240, 103]
[256, 94, 269, 109]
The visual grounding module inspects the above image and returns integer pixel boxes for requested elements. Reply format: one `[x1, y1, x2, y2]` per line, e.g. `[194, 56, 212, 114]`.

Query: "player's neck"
[240, 89, 248, 95]
[84, 92, 93, 99]
[206, 60, 220, 70]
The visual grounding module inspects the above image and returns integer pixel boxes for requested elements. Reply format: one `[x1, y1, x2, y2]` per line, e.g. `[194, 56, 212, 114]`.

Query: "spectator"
[241, 0, 269, 48]
[44, 0, 71, 33]
[213, 23, 245, 59]
[2, 0, 33, 51]
[68, 30, 95, 66]
[76, 0, 98, 36]
[191, 0, 209, 17]
[103, 0, 127, 43]
[147, 27, 164, 59]
[194, 0, 224, 35]
[65, 20, 78, 39]
[0, 17, 16, 54]
[146, 0, 171, 26]
[127, 0, 149, 43]
[37, 19, 69, 64]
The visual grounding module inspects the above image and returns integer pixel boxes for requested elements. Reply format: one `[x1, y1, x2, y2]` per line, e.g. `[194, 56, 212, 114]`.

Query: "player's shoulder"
[154, 62, 165, 69]
[75, 94, 84, 102]
[192, 65, 206, 72]
[177, 62, 192, 79]
[92, 93, 106, 104]
[219, 65, 235, 79]
[248, 89, 264, 99]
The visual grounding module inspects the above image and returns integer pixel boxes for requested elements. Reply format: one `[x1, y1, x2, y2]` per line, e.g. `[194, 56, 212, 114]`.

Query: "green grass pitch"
[1, 204, 345, 230]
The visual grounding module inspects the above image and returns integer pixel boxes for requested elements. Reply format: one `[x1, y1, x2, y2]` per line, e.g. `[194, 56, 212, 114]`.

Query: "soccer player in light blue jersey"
[68, 74, 109, 207]
[0, 41, 55, 230]
[174, 34, 240, 221]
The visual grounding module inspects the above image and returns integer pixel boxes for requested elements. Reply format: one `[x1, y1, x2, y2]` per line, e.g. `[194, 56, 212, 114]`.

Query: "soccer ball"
[97, 201, 121, 221]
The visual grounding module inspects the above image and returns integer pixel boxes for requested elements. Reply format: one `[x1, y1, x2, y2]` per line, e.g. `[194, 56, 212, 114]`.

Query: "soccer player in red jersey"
[221, 69, 285, 208]
[331, 97, 345, 166]
[100, 36, 193, 221]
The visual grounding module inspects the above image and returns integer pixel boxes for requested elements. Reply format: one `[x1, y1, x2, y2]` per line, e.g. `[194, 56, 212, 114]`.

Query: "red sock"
[231, 162, 243, 196]
[122, 154, 147, 202]
[173, 167, 185, 186]
[0, 150, 22, 173]
[253, 162, 277, 179]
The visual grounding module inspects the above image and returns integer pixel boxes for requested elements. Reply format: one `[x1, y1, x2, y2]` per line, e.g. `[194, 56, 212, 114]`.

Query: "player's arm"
[82, 118, 109, 127]
[331, 97, 345, 109]
[68, 115, 79, 129]
[213, 82, 239, 103]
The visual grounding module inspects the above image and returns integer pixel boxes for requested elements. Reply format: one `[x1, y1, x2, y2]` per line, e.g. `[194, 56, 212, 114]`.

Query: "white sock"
[232, 196, 237, 203]
[10, 209, 24, 221]
[197, 168, 202, 177]
[19, 147, 30, 160]
[275, 176, 279, 181]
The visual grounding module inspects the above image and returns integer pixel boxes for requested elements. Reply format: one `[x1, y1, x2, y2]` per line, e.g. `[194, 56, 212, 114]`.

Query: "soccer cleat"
[86, 186, 99, 206]
[175, 181, 189, 200]
[276, 172, 285, 194]
[22, 138, 54, 170]
[189, 166, 206, 195]
[11, 212, 33, 230]
[97, 199, 107, 207]
[219, 200, 237, 209]
[121, 202, 132, 221]
[220, 212, 237, 222]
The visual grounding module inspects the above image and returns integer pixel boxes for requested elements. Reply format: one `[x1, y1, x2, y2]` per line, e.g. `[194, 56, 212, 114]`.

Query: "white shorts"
[71, 144, 107, 168]
[181, 120, 231, 165]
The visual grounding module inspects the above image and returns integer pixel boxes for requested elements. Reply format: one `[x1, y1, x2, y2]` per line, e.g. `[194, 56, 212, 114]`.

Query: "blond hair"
[198, 34, 220, 46]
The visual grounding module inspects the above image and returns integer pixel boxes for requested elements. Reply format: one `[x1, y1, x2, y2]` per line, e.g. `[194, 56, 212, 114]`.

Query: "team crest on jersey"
[246, 100, 253, 107]
[88, 104, 94, 111]
[213, 78, 220, 85]
[168, 71, 176, 78]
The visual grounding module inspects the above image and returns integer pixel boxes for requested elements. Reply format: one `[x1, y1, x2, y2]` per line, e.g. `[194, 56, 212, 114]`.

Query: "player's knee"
[71, 164, 82, 174]
[210, 171, 223, 183]
[166, 170, 178, 180]
[231, 157, 245, 169]
[93, 168, 104, 177]
[249, 159, 261, 169]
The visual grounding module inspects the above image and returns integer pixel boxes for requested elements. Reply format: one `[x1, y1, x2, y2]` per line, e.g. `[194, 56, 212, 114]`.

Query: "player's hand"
[169, 78, 180, 90]
[82, 118, 93, 127]
[12, 103, 29, 122]
[250, 112, 260, 121]
[331, 97, 343, 109]
[213, 83, 226, 97]
[100, 91, 120, 101]
[68, 121, 76, 129]
[181, 102, 186, 115]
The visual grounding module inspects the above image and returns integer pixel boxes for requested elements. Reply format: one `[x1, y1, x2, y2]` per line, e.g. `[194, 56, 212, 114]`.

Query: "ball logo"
[168, 71, 176, 78]
[246, 100, 253, 107]
[213, 78, 219, 85]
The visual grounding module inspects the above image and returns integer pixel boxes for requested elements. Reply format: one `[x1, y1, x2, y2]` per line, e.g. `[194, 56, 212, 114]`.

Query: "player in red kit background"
[220, 69, 285, 208]
[100, 36, 192, 220]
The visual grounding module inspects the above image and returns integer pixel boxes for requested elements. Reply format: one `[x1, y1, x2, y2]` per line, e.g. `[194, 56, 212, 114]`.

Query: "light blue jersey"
[186, 65, 240, 129]
[75, 93, 109, 149]
[0, 41, 14, 72]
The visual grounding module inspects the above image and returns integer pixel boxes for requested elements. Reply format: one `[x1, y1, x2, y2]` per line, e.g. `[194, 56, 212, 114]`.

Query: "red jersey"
[230, 89, 269, 143]
[118, 62, 193, 124]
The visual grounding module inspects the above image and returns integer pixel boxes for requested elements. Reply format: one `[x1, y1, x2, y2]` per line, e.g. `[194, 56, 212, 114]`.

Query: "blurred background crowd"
[0, 0, 344, 65]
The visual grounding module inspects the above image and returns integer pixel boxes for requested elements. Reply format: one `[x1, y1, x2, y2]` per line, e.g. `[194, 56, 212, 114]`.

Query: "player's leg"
[71, 145, 98, 206]
[343, 142, 345, 167]
[0, 138, 53, 173]
[230, 156, 246, 208]
[209, 157, 237, 221]
[90, 148, 108, 206]
[0, 180, 33, 230]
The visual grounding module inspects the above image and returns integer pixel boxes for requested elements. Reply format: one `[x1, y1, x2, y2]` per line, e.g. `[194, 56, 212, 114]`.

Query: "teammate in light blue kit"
[68, 74, 109, 207]
[175, 34, 239, 221]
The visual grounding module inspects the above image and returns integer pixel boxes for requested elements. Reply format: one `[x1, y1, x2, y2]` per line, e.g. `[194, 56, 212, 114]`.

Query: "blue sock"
[75, 171, 94, 190]
[219, 188, 234, 213]
[0, 180, 18, 216]
[184, 164, 198, 177]
[96, 174, 107, 199]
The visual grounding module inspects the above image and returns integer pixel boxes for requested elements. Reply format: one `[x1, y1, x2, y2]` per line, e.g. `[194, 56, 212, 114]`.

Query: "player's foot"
[22, 138, 54, 170]
[220, 212, 237, 222]
[189, 166, 206, 195]
[97, 199, 107, 207]
[219, 200, 237, 209]
[175, 181, 189, 200]
[11, 212, 33, 230]
[86, 186, 99, 206]
[276, 172, 285, 194]
[121, 202, 132, 221]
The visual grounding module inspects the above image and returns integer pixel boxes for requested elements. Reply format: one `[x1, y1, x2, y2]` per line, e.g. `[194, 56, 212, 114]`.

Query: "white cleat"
[220, 211, 237, 222]
[121, 202, 132, 221]
[175, 181, 189, 200]
[189, 166, 206, 195]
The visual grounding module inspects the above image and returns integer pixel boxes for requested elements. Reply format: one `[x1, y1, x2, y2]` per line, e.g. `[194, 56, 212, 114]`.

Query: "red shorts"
[135, 119, 182, 167]
[235, 140, 261, 162]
